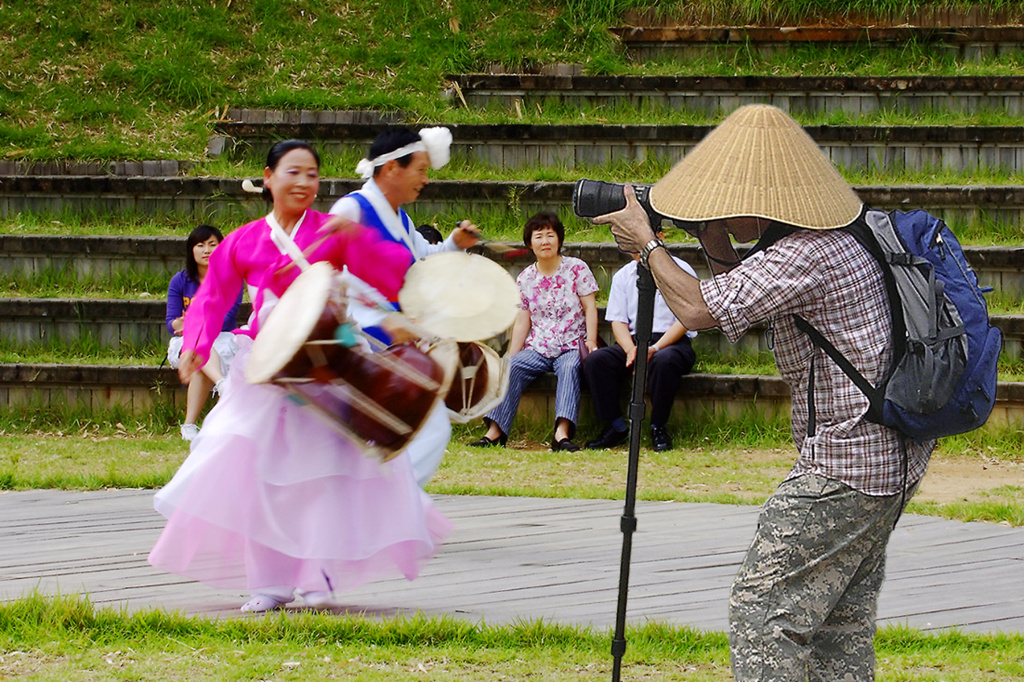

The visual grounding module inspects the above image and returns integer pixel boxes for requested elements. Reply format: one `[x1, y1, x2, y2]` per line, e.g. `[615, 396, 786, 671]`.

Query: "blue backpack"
[793, 209, 1002, 442]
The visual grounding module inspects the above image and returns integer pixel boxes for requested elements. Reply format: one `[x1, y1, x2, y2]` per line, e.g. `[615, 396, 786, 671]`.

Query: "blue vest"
[349, 192, 417, 268]
[346, 192, 407, 345]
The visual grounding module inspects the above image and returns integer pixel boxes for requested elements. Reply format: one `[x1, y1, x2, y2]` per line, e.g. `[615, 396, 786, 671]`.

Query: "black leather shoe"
[469, 433, 507, 447]
[586, 426, 629, 449]
[651, 425, 673, 452]
[552, 437, 580, 452]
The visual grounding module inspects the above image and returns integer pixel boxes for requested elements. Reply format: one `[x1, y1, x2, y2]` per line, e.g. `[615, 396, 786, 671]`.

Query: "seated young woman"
[165, 224, 243, 441]
[469, 212, 598, 452]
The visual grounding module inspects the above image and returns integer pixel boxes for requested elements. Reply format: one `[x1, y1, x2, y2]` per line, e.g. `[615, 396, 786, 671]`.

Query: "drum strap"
[267, 211, 312, 271]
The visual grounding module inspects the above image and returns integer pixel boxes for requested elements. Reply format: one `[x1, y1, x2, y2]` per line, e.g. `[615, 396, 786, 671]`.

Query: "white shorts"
[168, 331, 239, 373]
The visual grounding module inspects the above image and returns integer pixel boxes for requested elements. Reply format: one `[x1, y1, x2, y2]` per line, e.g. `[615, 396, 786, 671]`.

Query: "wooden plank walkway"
[1, 490, 1022, 634]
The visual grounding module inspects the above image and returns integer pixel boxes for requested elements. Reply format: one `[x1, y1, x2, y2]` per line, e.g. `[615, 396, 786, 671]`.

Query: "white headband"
[355, 126, 452, 179]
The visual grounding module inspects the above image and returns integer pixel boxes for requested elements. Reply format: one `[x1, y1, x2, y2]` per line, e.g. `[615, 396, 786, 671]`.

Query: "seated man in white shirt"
[583, 241, 698, 451]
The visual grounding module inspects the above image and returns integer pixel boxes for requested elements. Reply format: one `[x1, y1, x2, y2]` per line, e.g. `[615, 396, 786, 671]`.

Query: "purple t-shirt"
[165, 270, 241, 336]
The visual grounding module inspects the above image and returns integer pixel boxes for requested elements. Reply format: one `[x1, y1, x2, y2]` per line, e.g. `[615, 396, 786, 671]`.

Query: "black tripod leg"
[611, 263, 656, 681]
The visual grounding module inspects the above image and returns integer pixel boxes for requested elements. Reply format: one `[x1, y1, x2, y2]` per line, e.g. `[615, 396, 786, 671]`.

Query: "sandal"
[468, 433, 507, 447]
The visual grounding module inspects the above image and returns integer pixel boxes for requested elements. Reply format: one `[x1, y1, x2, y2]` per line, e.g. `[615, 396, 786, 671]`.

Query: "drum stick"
[241, 179, 262, 193]
[478, 243, 529, 260]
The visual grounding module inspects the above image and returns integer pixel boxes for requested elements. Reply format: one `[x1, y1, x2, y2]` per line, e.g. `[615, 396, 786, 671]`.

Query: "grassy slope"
[3, 1, 1024, 162]
[1, 0, 602, 161]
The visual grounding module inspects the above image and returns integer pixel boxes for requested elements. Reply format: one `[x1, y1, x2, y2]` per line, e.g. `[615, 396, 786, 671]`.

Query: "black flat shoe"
[552, 437, 580, 452]
[585, 426, 629, 450]
[469, 433, 506, 447]
[651, 425, 673, 452]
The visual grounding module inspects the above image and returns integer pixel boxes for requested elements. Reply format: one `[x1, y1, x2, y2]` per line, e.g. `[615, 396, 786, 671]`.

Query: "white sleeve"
[419, 232, 460, 256]
[328, 195, 361, 221]
[670, 256, 700, 338]
[604, 267, 631, 325]
[672, 255, 700, 280]
[414, 231, 461, 258]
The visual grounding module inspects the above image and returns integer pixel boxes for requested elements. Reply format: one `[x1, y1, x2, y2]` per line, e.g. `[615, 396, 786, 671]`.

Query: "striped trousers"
[485, 348, 582, 438]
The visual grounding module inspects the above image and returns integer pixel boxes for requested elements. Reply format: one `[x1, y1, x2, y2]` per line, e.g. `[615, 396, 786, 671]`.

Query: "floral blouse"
[518, 255, 599, 358]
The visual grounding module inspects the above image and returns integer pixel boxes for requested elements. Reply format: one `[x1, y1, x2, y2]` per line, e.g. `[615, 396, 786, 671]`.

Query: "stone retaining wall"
[0, 160, 193, 177]
[611, 26, 1024, 61]
[0, 298, 252, 351]
[0, 364, 184, 414]
[3, 296, 1020, 361]
[4, 179, 1024, 234]
[213, 120, 1024, 174]
[5, 236, 1022, 301]
[4, 363, 1022, 431]
[445, 75, 1024, 117]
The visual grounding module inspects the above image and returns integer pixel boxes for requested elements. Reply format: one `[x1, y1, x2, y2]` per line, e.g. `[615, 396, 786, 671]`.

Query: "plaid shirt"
[700, 228, 934, 496]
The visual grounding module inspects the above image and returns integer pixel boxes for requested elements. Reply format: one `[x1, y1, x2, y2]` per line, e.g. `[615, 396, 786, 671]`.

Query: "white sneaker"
[213, 379, 225, 397]
[180, 423, 200, 442]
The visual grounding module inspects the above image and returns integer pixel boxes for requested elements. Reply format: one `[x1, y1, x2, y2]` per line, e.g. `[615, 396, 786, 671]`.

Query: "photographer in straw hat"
[593, 104, 934, 680]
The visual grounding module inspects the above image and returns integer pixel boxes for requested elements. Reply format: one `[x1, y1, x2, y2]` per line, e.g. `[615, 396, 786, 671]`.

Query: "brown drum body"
[428, 340, 507, 423]
[444, 342, 489, 413]
[270, 303, 350, 380]
[246, 262, 450, 460]
[288, 343, 446, 455]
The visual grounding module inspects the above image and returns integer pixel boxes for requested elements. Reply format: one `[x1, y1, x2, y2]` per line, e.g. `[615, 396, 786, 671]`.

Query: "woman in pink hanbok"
[148, 140, 452, 613]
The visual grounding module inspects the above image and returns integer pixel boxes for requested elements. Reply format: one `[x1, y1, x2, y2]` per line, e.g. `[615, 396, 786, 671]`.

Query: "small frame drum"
[399, 251, 521, 342]
[246, 262, 455, 462]
[428, 341, 508, 423]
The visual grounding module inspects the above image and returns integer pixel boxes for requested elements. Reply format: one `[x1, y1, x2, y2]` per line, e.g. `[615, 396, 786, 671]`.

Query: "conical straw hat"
[649, 104, 862, 230]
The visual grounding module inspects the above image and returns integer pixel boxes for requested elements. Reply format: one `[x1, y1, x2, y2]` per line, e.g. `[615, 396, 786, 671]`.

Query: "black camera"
[572, 178, 665, 227]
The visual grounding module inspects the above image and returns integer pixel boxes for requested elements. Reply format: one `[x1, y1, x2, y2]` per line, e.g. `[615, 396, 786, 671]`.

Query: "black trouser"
[582, 333, 696, 428]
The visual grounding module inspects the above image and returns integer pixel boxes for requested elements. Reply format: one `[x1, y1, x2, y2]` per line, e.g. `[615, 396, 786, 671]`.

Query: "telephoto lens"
[572, 179, 628, 218]
[572, 178, 659, 221]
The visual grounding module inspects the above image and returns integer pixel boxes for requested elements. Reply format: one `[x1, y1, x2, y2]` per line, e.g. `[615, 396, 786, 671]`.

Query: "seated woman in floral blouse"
[469, 212, 598, 451]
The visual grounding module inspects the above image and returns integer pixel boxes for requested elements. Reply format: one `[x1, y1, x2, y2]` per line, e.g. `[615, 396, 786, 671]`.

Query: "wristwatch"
[639, 237, 665, 269]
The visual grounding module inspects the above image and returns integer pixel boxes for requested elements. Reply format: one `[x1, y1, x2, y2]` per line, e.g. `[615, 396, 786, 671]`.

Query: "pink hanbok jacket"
[182, 211, 410, 365]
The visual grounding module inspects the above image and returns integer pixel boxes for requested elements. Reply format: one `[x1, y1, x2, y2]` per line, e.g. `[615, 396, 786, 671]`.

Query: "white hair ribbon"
[355, 127, 452, 178]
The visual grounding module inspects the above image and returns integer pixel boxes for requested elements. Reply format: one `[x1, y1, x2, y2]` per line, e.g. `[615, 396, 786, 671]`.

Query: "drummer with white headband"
[330, 126, 481, 261]
[329, 127, 482, 488]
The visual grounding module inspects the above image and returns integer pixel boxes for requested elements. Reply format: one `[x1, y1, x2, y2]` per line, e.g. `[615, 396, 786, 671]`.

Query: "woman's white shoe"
[240, 594, 286, 613]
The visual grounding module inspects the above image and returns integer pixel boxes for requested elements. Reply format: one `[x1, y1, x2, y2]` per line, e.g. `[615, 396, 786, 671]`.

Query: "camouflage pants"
[728, 473, 913, 681]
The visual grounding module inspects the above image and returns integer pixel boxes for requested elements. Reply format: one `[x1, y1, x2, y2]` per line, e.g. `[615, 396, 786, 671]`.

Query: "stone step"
[214, 118, 1024, 174]
[610, 26, 1024, 61]
[3, 296, 1020, 361]
[3, 362, 1021, 432]
[0, 160, 195, 177]
[4, 236, 1022, 302]
[0, 298, 252, 352]
[620, 6, 1021, 28]
[444, 74, 1024, 117]
[2, 178, 1023, 234]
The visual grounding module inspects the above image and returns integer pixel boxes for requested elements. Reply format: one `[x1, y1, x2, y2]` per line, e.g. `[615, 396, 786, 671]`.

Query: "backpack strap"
[843, 216, 907, 366]
[793, 314, 885, 423]
[790, 214, 899, 426]
[743, 222, 799, 261]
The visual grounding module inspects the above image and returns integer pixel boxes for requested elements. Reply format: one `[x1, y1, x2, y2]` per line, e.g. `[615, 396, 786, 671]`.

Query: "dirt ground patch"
[462, 439, 1022, 508]
[916, 455, 1023, 504]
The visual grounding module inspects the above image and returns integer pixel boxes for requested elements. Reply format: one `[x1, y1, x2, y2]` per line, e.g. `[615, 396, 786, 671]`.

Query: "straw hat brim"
[649, 105, 863, 230]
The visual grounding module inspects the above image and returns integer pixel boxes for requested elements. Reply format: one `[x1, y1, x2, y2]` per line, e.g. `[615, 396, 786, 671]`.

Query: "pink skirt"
[148, 337, 452, 594]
